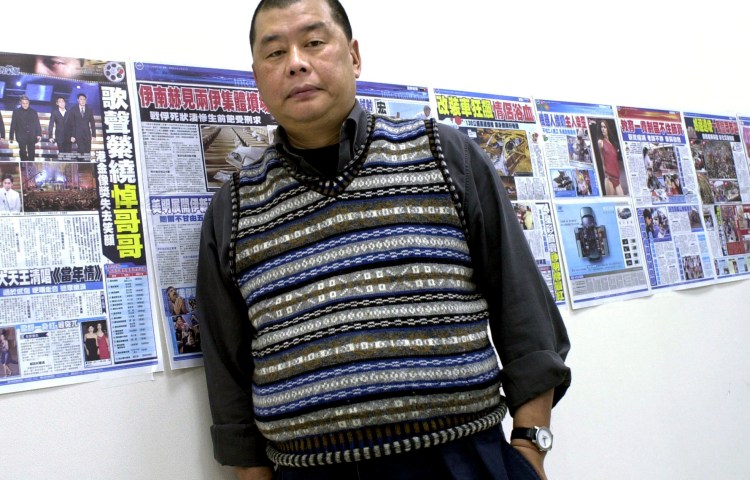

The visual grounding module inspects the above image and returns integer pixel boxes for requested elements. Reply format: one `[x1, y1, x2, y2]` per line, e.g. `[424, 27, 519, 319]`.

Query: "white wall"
[4, 1, 749, 479]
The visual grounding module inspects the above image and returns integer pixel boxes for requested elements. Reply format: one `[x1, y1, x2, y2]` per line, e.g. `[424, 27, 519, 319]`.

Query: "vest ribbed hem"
[266, 404, 507, 467]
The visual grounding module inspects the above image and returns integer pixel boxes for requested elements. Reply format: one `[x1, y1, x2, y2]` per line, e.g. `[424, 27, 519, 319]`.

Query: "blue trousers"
[275, 425, 541, 480]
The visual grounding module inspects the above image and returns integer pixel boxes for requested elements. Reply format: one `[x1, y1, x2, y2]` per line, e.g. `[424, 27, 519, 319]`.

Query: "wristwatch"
[510, 426, 553, 452]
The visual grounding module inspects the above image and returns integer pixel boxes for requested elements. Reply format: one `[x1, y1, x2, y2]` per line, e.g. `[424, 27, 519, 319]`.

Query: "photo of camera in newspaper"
[574, 206, 608, 261]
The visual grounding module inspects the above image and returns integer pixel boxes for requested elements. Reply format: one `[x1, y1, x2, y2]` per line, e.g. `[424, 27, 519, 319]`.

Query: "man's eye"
[307, 40, 324, 47]
[267, 50, 285, 59]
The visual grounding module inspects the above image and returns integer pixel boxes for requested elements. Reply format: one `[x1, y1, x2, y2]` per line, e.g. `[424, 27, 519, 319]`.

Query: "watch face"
[536, 427, 553, 450]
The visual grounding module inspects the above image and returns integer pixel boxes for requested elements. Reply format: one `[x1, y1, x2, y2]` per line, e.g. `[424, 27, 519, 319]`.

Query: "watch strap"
[510, 427, 536, 442]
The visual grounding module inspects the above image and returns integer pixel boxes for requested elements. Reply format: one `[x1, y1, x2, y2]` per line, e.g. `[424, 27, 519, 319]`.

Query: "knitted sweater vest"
[232, 115, 505, 466]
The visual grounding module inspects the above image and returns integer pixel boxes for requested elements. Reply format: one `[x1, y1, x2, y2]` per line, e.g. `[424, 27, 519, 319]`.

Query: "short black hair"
[2, 174, 13, 182]
[249, 0, 352, 53]
[77, 93, 87, 99]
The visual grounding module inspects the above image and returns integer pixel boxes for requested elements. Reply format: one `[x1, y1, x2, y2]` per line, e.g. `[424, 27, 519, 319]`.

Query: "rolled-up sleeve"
[436, 124, 571, 416]
[196, 180, 272, 467]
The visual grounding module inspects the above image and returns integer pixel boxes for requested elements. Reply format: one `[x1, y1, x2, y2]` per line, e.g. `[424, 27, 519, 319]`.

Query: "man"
[573, 129, 589, 163]
[166, 286, 189, 316]
[197, 2, 570, 480]
[9, 95, 42, 160]
[0, 114, 9, 160]
[523, 205, 534, 230]
[174, 315, 188, 353]
[1, 174, 21, 213]
[415, 104, 431, 119]
[48, 96, 71, 154]
[646, 167, 659, 192]
[68, 93, 96, 154]
[643, 208, 660, 239]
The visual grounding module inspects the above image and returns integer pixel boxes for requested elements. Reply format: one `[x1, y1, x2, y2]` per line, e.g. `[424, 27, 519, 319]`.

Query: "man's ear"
[350, 39, 362, 79]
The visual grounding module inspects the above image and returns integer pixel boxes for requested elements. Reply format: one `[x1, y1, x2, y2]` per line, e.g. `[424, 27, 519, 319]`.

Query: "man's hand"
[235, 466, 273, 480]
[510, 442, 547, 480]
[174, 296, 186, 314]
[511, 388, 554, 479]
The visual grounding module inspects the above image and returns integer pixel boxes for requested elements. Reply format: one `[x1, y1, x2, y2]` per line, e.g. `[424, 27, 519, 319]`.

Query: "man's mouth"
[288, 85, 319, 98]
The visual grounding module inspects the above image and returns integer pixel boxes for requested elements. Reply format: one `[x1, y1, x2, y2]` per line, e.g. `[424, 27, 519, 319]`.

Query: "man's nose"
[288, 46, 309, 76]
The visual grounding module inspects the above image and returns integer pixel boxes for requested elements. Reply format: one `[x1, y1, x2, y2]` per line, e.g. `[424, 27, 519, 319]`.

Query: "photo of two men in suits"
[47, 92, 96, 155]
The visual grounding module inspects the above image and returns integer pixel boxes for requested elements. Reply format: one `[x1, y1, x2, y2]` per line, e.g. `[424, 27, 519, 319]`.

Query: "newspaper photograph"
[133, 62, 274, 368]
[685, 112, 750, 282]
[433, 88, 548, 201]
[0, 52, 161, 394]
[534, 99, 617, 199]
[554, 199, 651, 308]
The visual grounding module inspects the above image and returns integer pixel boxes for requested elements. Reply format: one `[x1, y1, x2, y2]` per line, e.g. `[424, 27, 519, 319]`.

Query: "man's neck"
[286, 129, 339, 149]
[281, 102, 355, 149]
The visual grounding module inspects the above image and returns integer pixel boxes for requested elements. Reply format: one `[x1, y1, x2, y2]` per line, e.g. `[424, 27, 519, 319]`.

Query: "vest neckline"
[278, 115, 376, 198]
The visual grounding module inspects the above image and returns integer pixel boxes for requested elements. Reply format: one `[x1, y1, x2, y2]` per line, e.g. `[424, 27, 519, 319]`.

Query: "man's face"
[78, 96, 87, 107]
[167, 288, 177, 301]
[2, 179, 12, 191]
[35, 56, 81, 77]
[56, 98, 66, 109]
[20, 99, 30, 110]
[251, 0, 361, 133]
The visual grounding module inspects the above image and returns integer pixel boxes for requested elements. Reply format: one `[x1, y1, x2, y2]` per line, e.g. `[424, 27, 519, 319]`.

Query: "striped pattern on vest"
[233, 115, 505, 466]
